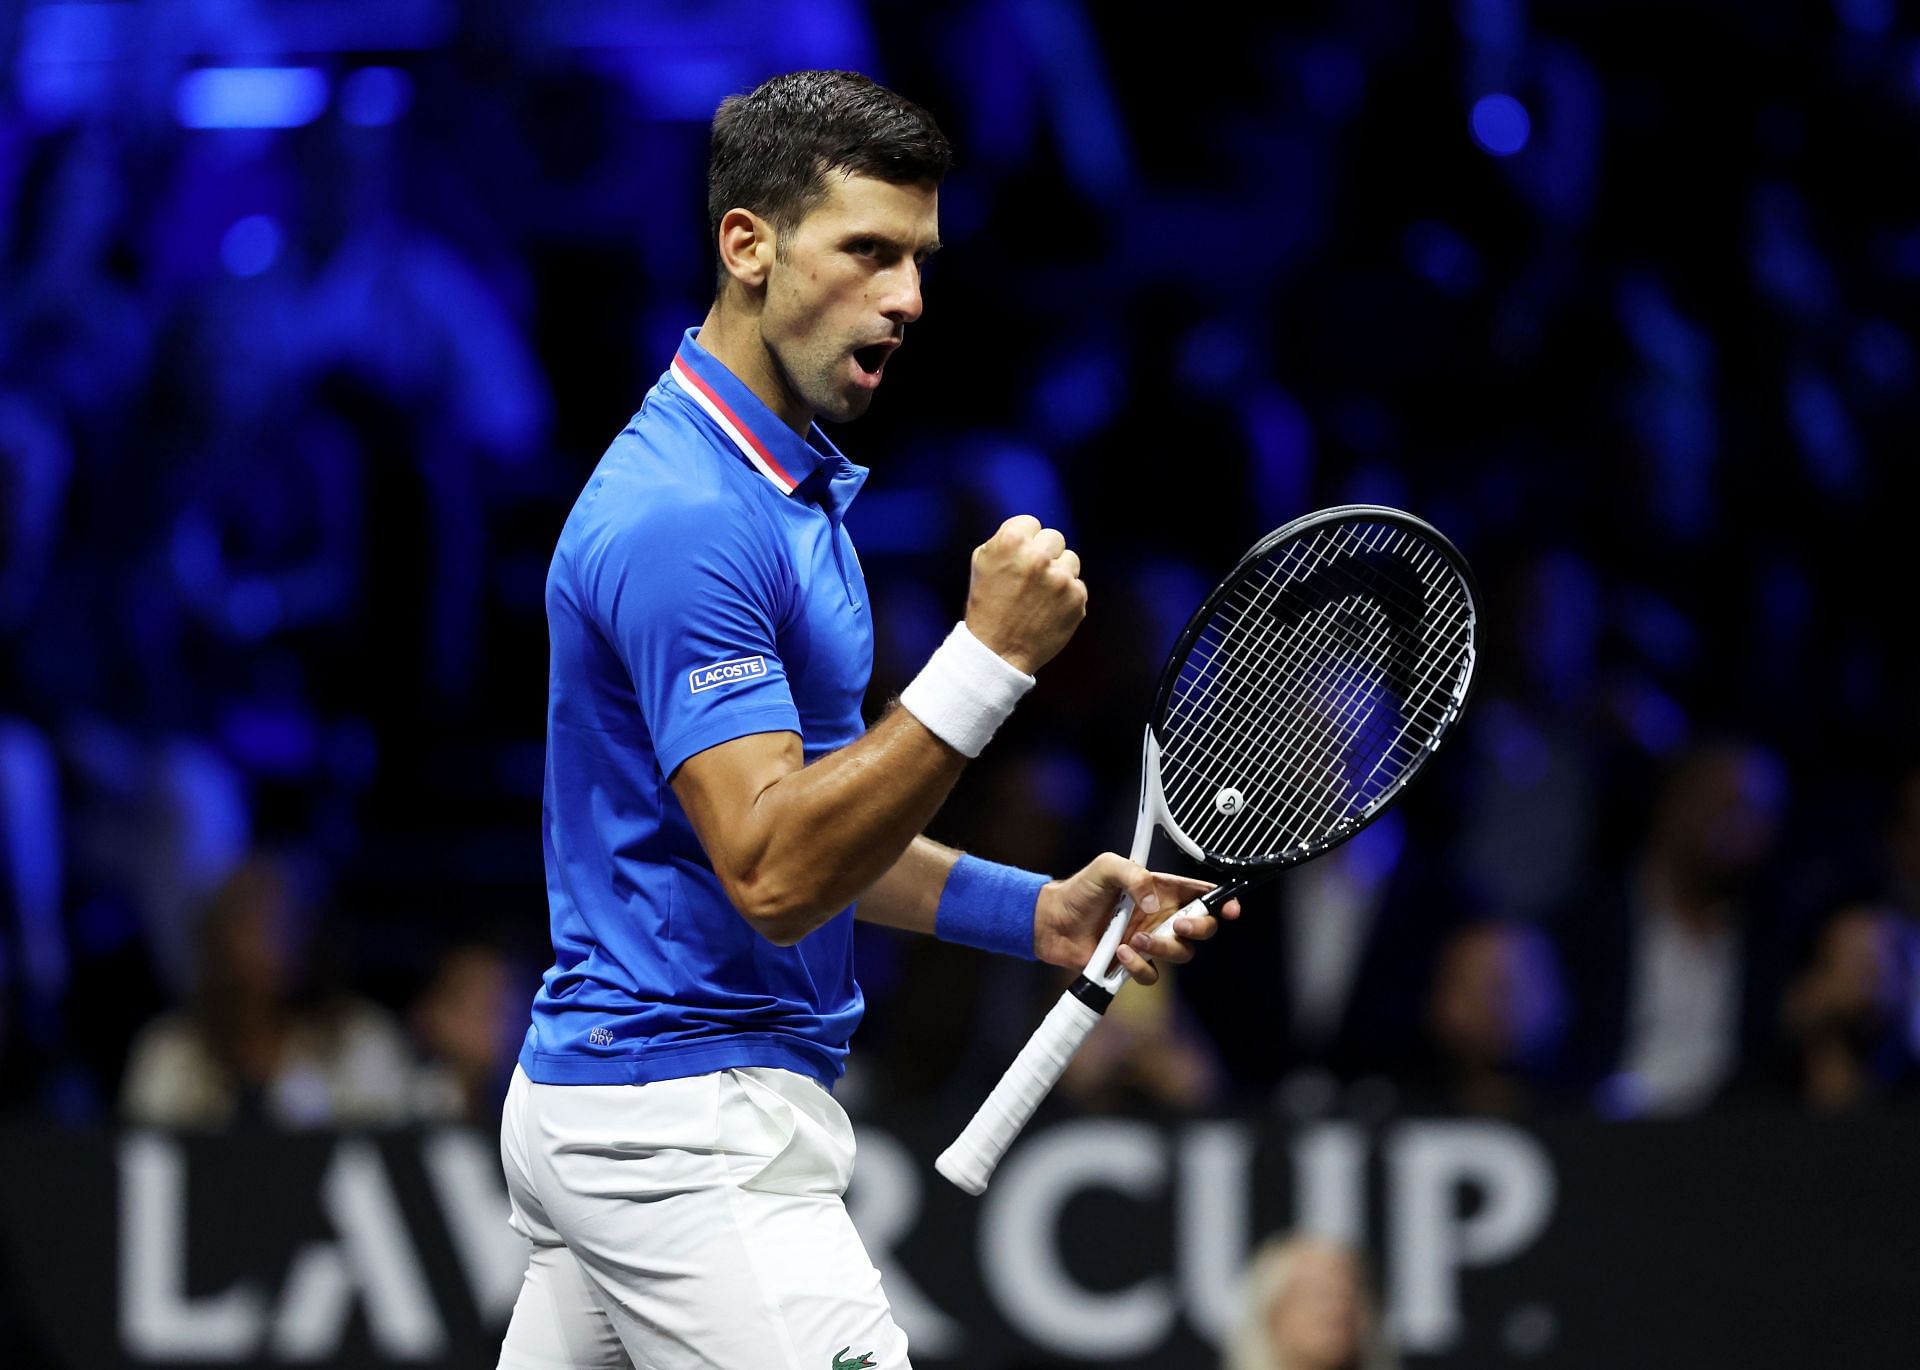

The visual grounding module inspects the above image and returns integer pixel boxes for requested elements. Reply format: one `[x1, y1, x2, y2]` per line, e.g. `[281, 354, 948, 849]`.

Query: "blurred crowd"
[4, 0, 1920, 1144]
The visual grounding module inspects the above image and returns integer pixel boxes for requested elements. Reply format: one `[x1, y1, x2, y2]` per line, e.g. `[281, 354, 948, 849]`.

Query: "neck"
[695, 295, 813, 437]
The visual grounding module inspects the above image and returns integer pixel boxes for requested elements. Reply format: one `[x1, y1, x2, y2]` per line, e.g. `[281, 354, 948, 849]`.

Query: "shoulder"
[294, 998, 414, 1124]
[121, 1013, 227, 1124]
[579, 401, 780, 551]
[124, 1010, 205, 1066]
[578, 456, 793, 619]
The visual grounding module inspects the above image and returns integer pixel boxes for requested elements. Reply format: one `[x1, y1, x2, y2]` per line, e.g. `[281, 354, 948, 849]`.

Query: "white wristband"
[899, 622, 1036, 758]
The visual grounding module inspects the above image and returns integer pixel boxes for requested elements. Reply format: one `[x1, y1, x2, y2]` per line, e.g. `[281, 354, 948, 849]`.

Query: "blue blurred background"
[5, 2, 1920, 1365]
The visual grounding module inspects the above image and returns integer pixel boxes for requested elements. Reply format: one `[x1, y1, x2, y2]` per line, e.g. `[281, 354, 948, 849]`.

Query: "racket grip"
[935, 988, 1103, 1195]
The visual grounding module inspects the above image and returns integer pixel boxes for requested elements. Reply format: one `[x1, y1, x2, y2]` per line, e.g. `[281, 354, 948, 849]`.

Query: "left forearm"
[854, 834, 963, 936]
[863, 847, 1238, 983]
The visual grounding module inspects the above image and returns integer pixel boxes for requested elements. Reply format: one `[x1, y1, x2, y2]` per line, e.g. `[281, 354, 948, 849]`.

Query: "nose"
[881, 260, 923, 326]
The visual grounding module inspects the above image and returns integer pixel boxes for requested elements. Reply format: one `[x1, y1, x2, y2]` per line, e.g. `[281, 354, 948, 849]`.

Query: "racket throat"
[1067, 974, 1114, 1014]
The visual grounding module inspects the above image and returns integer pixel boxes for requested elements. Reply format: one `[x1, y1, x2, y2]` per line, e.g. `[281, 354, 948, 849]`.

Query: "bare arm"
[672, 714, 965, 945]
[853, 834, 963, 936]
[854, 837, 1244, 984]
[672, 515, 1085, 947]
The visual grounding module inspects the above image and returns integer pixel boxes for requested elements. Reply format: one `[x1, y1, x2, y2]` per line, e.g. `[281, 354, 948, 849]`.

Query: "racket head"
[1145, 504, 1480, 874]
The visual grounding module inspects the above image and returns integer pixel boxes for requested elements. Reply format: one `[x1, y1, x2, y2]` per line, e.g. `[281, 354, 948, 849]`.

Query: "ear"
[716, 207, 775, 289]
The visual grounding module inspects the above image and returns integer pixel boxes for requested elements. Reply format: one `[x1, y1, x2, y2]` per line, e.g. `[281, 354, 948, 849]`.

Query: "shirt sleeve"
[587, 496, 803, 777]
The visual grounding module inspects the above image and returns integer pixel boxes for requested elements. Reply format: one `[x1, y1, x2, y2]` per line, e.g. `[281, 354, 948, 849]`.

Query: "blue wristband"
[934, 854, 1048, 960]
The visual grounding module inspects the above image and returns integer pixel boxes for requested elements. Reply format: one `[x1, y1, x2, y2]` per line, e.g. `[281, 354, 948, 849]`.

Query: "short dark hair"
[706, 70, 951, 286]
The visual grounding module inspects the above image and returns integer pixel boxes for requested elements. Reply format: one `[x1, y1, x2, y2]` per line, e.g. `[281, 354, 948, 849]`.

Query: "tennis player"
[496, 70, 1238, 1370]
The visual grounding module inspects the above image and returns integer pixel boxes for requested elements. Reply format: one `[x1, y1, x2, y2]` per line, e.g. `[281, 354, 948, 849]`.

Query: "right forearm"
[679, 515, 1088, 945]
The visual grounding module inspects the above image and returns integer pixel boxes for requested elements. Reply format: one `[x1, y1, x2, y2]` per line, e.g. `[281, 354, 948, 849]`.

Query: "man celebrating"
[498, 70, 1236, 1370]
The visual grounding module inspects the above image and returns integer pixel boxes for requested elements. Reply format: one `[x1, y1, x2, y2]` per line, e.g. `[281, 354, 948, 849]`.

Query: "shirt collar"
[667, 327, 867, 516]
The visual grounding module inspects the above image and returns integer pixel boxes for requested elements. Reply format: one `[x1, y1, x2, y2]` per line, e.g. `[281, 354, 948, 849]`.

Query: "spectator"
[1451, 548, 1623, 923]
[1223, 1232, 1398, 1370]
[1409, 919, 1567, 1116]
[1557, 739, 1790, 1117]
[0, 123, 155, 437]
[1179, 808, 1463, 1098]
[120, 857, 412, 1128]
[408, 941, 522, 1124]
[1768, 903, 1920, 1114]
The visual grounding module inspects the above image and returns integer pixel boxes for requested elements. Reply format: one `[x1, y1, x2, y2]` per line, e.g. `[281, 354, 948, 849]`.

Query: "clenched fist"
[965, 515, 1087, 673]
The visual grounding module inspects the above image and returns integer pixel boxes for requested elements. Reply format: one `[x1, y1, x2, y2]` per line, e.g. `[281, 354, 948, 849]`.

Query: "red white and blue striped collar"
[666, 329, 841, 498]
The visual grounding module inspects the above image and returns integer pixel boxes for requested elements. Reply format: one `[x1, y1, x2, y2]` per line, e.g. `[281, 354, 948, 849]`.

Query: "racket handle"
[935, 987, 1104, 1194]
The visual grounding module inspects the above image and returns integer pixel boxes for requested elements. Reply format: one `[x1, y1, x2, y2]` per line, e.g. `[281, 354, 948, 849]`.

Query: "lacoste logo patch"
[688, 655, 768, 694]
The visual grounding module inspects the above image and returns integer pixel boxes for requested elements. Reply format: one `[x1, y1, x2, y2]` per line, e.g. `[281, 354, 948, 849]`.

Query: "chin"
[818, 392, 874, 424]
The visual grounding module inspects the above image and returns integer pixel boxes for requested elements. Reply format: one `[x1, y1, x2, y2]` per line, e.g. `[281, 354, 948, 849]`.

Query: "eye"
[850, 238, 878, 258]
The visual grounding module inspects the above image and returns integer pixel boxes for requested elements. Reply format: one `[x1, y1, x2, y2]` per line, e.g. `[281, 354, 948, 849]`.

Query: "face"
[418, 948, 516, 1073]
[1269, 1245, 1363, 1370]
[1432, 927, 1523, 1064]
[1817, 909, 1907, 1023]
[220, 892, 293, 999]
[1658, 747, 1785, 887]
[758, 172, 940, 423]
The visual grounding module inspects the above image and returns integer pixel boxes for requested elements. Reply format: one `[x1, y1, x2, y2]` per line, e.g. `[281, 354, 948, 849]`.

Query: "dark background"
[4, 1, 1920, 1365]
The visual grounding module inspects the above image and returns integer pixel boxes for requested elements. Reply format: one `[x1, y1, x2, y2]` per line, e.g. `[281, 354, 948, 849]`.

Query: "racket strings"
[1170, 577, 1416, 841]
[1219, 529, 1466, 738]
[1170, 540, 1471, 850]
[1169, 526, 1444, 812]
[1224, 601, 1396, 841]
[1177, 601, 1465, 851]
[1217, 532, 1472, 833]
[1195, 566, 1404, 827]
[1164, 583, 1457, 853]
[1157, 520, 1474, 862]
[1286, 590, 1471, 838]
[1255, 538, 1474, 800]
[1185, 525, 1453, 733]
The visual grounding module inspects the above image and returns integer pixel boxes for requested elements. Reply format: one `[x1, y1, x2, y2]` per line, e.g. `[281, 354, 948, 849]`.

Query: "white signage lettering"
[1176, 1121, 1256, 1345]
[120, 1133, 267, 1359]
[1387, 1120, 1557, 1348]
[271, 1139, 446, 1360]
[422, 1129, 530, 1326]
[981, 1120, 1175, 1358]
[848, 1128, 964, 1358]
[111, 1117, 1559, 1364]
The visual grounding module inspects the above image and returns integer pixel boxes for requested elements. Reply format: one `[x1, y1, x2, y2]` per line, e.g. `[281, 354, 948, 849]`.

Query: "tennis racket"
[934, 504, 1481, 1194]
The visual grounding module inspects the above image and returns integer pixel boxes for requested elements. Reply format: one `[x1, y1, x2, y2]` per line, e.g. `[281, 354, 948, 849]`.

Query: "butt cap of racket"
[935, 1141, 994, 1195]
[934, 991, 1103, 1194]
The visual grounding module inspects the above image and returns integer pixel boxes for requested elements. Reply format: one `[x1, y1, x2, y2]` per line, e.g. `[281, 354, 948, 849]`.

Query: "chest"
[776, 513, 873, 751]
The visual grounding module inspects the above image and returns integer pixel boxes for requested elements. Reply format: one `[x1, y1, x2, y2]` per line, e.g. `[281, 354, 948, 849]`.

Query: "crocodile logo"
[831, 1349, 876, 1370]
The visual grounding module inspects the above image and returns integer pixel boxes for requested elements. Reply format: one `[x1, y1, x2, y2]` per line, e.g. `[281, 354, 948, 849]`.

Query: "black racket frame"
[1148, 503, 1483, 913]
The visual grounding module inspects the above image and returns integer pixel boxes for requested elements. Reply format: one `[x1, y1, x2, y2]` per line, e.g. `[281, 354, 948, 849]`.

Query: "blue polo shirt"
[519, 328, 874, 1088]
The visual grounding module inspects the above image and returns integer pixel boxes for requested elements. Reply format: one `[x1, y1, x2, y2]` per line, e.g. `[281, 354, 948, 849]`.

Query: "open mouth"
[853, 343, 890, 377]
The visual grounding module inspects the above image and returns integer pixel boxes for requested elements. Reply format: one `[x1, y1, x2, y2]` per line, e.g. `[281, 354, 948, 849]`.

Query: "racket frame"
[1146, 502, 1481, 876]
[934, 503, 1481, 1194]
[1084, 503, 1481, 992]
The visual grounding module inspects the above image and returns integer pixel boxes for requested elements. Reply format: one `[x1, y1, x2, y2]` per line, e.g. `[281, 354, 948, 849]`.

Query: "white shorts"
[495, 1064, 910, 1370]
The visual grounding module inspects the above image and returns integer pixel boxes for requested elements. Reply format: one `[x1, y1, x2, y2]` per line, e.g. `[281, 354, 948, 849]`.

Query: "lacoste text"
[688, 656, 768, 694]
